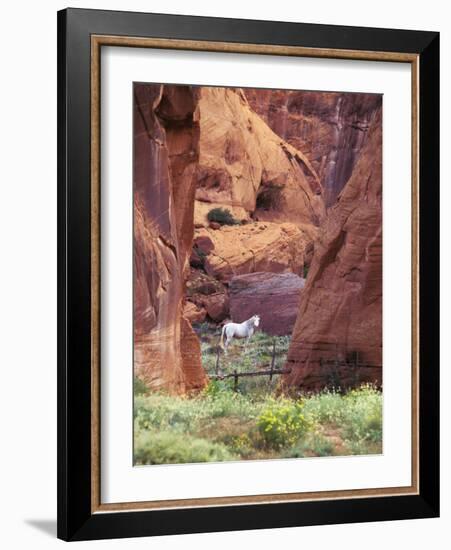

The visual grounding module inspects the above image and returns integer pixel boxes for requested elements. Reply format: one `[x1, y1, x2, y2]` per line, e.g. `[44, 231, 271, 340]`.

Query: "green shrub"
[257, 399, 310, 449]
[228, 433, 254, 456]
[133, 380, 382, 464]
[134, 430, 236, 465]
[303, 389, 346, 426]
[341, 384, 382, 444]
[134, 394, 205, 433]
[202, 379, 233, 398]
[303, 384, 382, 452]
[284, 433, 335, 458]
[134, 389, 262, 436]
[134, 376, 149, 397]
[207, 207, 238, 226]
[206, 390, 260, 419]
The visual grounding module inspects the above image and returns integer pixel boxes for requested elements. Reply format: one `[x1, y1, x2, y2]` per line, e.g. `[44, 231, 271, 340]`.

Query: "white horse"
[219, 315, 260, 353]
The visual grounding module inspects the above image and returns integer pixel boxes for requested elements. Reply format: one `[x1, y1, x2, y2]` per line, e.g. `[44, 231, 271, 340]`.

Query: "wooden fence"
[210, 368, 292, 392]
[208, 341, 381, 391]
[209, 339, 291, 391]
[319, 351, 382, 387]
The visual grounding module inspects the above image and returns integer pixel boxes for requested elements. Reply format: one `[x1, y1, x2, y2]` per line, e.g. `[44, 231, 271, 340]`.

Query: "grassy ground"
[195, 322, 291, 396]
[134, 326, 383, 465]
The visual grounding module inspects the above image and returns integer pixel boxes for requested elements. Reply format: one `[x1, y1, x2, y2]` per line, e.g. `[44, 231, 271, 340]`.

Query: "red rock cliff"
[282, 108, 383, 390]
[245, 89, 382, 206]
[194, 87, 325, 227]
[134, 83, 207, 393]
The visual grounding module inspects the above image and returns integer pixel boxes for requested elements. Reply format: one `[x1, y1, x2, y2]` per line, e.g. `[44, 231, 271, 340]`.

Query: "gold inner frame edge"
[90, 34, 420, 514]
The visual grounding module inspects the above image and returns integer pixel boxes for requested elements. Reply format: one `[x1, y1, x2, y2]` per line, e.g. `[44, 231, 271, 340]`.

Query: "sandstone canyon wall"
[134, 83, 207, 393]
[245, 89, 382, 206]
[194, 87, 325, 227]
[282, 108, 382, 390]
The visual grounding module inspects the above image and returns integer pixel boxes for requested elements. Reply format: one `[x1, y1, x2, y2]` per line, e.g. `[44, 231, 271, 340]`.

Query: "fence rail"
[319, 352, 382, 387]
[208, 339, 381, 392]
[319, 358, 382, 370]
[210, 338, 291, 391]
[210, 368, 292, 391]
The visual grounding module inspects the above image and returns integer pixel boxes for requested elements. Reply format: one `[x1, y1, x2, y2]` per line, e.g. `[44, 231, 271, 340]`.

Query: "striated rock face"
[134, 83, 207, 393]
[245, 89, 382, 206]
[194, 222, 314, 283]
[282, 109, 383, 390]
[194, 87, 325, 227]
[229, 272, 306, 336]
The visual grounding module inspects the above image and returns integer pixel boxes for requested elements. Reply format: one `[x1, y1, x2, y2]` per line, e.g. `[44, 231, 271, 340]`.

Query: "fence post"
[333, 355, 340, 389]
[215, 347, 220, 376]
[233, 369, 238, 392]
[355, 351, 360, 386]
[269, 340, 276, 381]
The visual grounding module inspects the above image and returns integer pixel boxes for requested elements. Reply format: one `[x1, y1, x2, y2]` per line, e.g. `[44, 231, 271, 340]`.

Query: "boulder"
[193, 235, 215, 255]
[203, 293, 230, 322]
[195, 221, 314, 283]
[189, 247, 204, 269]
[282, 108, 383, 390]
[229, 272, 306, 336]
[185, 267, 229, 323]
[186, 267, 225, 297]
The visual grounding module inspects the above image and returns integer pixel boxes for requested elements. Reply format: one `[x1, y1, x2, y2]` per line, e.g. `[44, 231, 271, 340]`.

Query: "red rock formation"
[183, 301, 207, 324]
[282, 108, 382, 390]
[133, 82, 383, 393]
[229, 272, 306, 336]
[245, 89, 382, 206]
[185, 267, 229, 323]
[134, 83, 207, 393]
[202, 293, 230, 322]
[194, 87, 325, 227]
[195, 222, 314, 283]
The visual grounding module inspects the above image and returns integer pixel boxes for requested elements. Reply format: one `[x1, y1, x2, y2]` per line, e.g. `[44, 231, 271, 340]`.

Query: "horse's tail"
[219, 325, 227, 350]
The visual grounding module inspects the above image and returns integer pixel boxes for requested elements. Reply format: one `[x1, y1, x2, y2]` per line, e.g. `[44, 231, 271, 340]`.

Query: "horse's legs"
[243, 335, 250, 352]
[224, 334, 230, 355]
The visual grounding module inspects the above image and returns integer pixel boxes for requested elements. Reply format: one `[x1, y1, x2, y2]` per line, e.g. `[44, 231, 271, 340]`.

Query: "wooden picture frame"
[57, 7, 439, 541]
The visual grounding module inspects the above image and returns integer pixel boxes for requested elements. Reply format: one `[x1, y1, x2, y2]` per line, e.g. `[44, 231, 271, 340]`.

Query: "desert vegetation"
[207, 207, 240, 226]
[134, 327, 382, 465]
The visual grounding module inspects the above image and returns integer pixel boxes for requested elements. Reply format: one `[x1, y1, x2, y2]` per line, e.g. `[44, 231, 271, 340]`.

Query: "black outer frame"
[57, 8, 439, 542]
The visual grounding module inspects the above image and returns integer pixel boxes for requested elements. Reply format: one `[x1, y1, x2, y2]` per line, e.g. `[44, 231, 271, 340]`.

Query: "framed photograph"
[57, 8, 439, 541]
